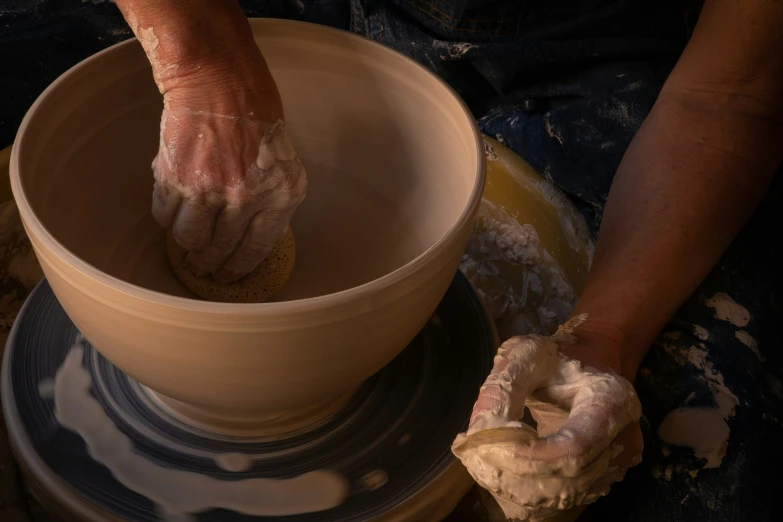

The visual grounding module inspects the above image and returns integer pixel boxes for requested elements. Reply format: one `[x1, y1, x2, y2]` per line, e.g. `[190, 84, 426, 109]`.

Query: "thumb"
[468, 335, 560, 433]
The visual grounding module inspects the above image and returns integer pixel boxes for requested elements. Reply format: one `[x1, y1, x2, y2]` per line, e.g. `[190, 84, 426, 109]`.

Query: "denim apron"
[1, 1, 780, 520]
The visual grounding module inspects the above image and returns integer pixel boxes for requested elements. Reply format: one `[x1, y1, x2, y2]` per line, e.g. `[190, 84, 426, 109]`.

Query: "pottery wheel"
[1, 273, 495, 521]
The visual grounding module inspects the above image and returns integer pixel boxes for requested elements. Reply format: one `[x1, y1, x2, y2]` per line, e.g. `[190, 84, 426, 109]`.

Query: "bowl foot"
[142, 386, 355, 438]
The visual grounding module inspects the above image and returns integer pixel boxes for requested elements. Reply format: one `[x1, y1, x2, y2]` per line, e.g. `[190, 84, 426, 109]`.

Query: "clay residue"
[658, 408, 729, 469]
[460, 200, 576, 340]
[657, 340, 739, 470]
[480, 139, 594, 264]
[358, 470, 388, 492]
[433, 40, 474, 60]
[704, 292, 750, 327]
[692, 324, 710, 341]
[600, 98, 642, 131]
[37, 378, 56, 399]
[484, 141, 499, 162]
[214, 453, 253, 473]
[122, 6, 179, 93]
[650, 464, 674, 482]
[53, 340, 349, 520]
[543, 114, 564, 145]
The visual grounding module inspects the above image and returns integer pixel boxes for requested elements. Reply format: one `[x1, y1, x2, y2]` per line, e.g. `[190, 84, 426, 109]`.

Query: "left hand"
[452, 316, 643, 521]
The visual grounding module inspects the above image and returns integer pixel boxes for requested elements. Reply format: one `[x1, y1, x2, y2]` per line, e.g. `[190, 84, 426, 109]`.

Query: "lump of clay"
[166, 227, 296, 303]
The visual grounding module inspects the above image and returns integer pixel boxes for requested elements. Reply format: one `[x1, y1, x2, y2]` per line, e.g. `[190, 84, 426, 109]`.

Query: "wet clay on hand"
[167, 226, 296, 303]
[452, 316, 643, 521]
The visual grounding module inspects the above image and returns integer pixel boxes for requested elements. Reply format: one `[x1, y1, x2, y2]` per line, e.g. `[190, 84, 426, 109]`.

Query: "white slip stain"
[54, 341, 349, 520]
[658, 407, 729, 469]
[459, 200, 576, 340]
[705, 293, 750, 327]
[658, 340, 739, 472]
[692, 325, 710, 341]
[214, 453, 253, 473]
[435, 40, 474, 59]
[358, 470, 388, 491]
[483, 140, 499, 162]
[544, 115, 564, 145]
[37, 378, 55, 399]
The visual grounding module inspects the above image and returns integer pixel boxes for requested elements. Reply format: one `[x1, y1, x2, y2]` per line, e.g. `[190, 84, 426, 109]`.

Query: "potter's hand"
[116, 0, 307, 283]
[452, 316, 643, 522]
[152, 76, 306, 282]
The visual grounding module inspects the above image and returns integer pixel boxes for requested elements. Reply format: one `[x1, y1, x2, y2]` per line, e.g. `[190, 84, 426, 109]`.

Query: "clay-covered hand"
[151, 58, 307, 283]
[452, 315, 643, 522]
[116, 0, 308, 283]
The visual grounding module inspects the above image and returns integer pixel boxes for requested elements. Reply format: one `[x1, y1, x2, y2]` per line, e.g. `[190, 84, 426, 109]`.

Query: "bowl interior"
[17, 21, 479, 301]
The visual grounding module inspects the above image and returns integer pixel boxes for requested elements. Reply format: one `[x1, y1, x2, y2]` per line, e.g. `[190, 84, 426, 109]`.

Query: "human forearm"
[573, 94, 782, 379]
[114, 0, 280, 120]
[115, 0, 254, 67]
[571, 0, 783, 381]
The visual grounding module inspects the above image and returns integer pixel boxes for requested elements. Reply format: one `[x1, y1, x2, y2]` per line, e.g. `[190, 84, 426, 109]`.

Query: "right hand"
[452, 316, 643, 522]
[152, 60, 307, 283]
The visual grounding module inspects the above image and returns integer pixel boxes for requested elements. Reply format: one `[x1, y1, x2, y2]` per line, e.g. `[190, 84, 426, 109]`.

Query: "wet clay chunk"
[167, 227, 296, 303]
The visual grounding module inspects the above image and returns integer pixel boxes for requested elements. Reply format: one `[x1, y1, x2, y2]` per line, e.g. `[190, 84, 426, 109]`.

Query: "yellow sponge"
[167, 227, 296, 303]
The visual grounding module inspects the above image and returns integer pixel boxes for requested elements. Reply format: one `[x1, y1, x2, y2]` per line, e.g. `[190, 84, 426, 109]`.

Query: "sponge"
[167, 227, 296, 303]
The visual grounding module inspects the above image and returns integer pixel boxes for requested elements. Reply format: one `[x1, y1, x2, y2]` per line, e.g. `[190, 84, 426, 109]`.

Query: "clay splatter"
[37, 378, 56, 399]
[434, 41, 474, 60]
[460, 200, 575, 340]
[544, 114, 564, 145]
[658, 408, 729, 469]
[484, 141, 499, 162]
[692, 324, 710, 341]
[656, 339, 739, 472]
[214, 453, 253, 473]
[358, 470, 388, 491]
[704, 292, 750, 327]
[53, 341, 350, 519]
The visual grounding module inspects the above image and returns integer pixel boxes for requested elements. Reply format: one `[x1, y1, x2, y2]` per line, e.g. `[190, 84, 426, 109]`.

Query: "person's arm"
[114, 0, 281, 120]
[571, 0, 783, 380]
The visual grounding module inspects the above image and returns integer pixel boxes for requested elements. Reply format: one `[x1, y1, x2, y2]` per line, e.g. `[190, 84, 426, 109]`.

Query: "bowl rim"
[10, 18, 486, 316]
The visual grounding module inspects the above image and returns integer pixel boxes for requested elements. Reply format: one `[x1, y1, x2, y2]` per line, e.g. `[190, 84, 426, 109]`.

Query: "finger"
[526, 398, 569, 437]
[171, 197, 220, 251]
[509, 372, 641, 476]
[150, 181, 182, 228]
[530, 359, 602, 408]
[460, 439, 621, 519]
[468, 335, 560, 433]
[608, 422, 643, 469]
[184, 204, 255, 276]
[214, 209, 290, 283]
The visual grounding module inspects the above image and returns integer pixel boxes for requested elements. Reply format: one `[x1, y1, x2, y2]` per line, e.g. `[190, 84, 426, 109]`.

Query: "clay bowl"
[10, 19, 485, 434]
